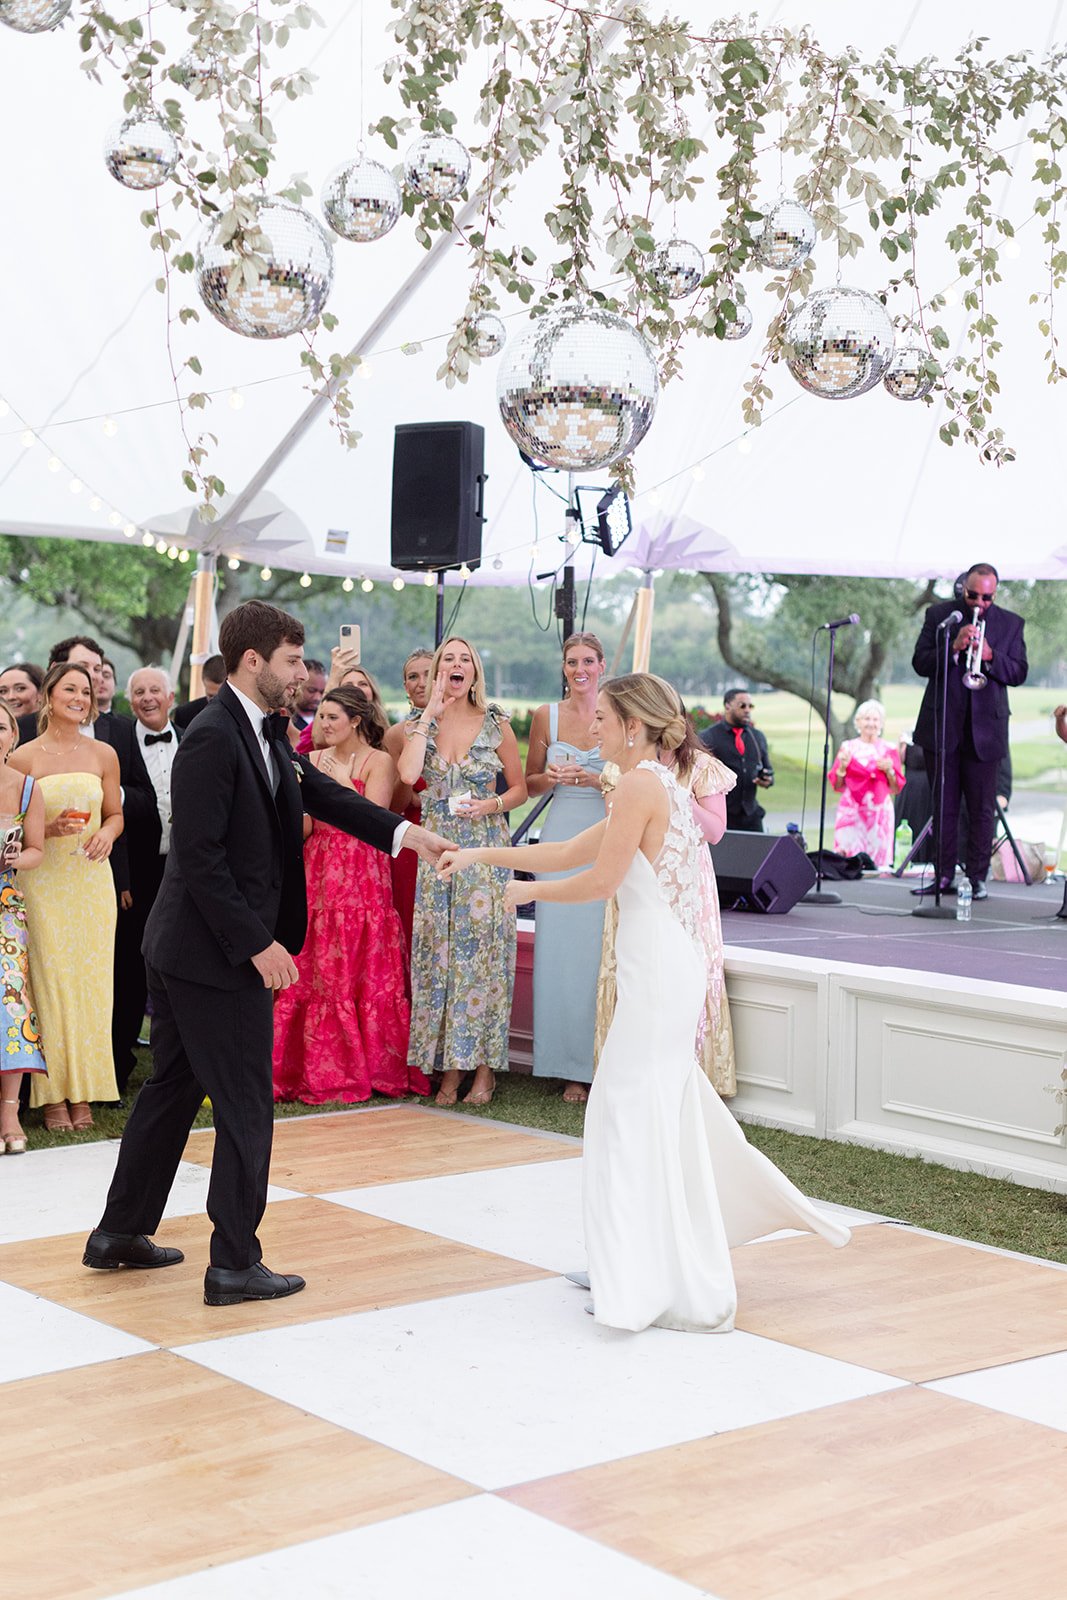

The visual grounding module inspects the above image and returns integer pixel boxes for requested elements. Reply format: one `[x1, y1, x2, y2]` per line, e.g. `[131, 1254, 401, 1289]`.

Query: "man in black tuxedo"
[172, 654, 225, 730]
[700, 689, 775, 831]
[112, 666, 182, 1096]
[85, 601, 450, 1307]
[911, 563, 1027, 898]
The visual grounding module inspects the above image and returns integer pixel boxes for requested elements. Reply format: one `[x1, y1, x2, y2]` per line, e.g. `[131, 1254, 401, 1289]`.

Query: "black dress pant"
[727, 810, 765, 834]
[111, 854, 166, 1095]
[100, 963, 275, 1269]
[924, 735, 998, 885]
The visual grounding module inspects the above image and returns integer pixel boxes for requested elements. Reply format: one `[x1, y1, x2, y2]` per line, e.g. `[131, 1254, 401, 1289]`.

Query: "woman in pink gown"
[830, 699, 904, 869]
[273, 685, 428, 1104]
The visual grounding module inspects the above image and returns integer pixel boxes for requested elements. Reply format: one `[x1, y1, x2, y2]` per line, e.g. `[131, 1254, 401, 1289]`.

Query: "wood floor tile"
[182, 1106, 579, 1191]
[1, 1349, 473, 1600]
[0, 1197, 550, 1347]
[503, 1387, 1067, 1600]
[732, 1223, 1067, 1381]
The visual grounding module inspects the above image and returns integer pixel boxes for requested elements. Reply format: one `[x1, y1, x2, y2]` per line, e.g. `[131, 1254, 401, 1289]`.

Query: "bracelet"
[494, 794, 504, 813]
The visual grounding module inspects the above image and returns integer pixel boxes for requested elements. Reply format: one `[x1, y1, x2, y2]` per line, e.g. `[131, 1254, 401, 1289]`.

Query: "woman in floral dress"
[0, 701, 46, 1153]
[398, 636, 527, 1105]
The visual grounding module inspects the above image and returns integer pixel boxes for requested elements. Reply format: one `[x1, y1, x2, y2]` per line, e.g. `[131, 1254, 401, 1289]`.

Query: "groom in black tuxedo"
[85, 601, 451, 1306]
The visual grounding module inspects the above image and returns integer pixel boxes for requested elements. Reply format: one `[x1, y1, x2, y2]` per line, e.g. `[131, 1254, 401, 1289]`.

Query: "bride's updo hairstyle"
[601, 673, 688, 752]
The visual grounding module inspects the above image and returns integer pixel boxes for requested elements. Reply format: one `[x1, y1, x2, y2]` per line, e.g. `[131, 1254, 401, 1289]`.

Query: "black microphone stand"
[803, 623, 844, 906]
[913, 615, 957, 920]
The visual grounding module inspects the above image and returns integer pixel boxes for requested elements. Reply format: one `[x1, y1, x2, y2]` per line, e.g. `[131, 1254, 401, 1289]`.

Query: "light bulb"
[392, 576, 405, 591]
[1003, 238, 1021, 260]
[47, 456, 61, 474]
[737, 436, 753, 455]
[103, 417, 118, 437]
[361, 577, 373, 593]
[299, 572, 312, 588]
[423, 572, 435, 587]
[141, 531, 155, 548]
[260, 566, 272, 581]
[645, 492, 661, 510]
[124, 522, 137, 538]
[89, 496, 102, 511]
[227, 557, 240, 571]
[109, 511, 122, 527]
[492, 556, 503, 570]
[358, 361, 373, 381]
[155, 539, 168, 554]
[69, 478, 83, 495]
[20, 431, 34, 449]
[341, 576, 354, 593]
[941, 287, 958, 308]
[229, 390, 244, 410]
[459, 564, 471, 579]
[691, 465, 705, 482]
[167, 545, 179, 560]
[178, 549, 190, 563]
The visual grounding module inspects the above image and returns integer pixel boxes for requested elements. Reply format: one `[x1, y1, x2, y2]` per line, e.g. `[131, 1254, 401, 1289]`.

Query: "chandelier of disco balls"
[883, 346, 935, 401]
[652, 239, 705, 299]
[104, 112, 180, 191]
[722, 302, 753, 341]
[322, 155, 402, 243]
[404, 133, 471, 201]
[0, 0, 70, 31]
[756, 199, 817, 271]
[497, 303, 659, 471]
[782, 287, 896, 400]
[196, 196, 334, 339]
[471, 313, 506, 358]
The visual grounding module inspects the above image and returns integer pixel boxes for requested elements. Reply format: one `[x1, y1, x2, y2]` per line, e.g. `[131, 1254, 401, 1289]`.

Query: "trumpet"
[962, 607, 987, 691]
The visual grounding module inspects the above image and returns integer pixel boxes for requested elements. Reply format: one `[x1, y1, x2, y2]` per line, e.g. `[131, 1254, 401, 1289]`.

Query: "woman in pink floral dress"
[829, 699, 904, 869]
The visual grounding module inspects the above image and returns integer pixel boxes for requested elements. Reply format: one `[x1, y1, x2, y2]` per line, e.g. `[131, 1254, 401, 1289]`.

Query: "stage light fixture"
[573, 484, 632, 557]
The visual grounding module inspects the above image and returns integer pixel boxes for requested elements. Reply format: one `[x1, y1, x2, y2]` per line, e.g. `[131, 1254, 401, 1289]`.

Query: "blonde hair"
[561, 632, 605, 663]
[601, 673, 687, 752]
[0, 701, 19, 751]
[431, 636, 487, 713]
[330, 665, 389, 744]
[39, 661, 97, 735]
[853, 698, 886, 732]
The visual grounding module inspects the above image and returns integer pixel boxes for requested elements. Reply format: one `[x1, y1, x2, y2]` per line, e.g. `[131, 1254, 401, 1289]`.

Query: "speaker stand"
[434, 571, 445, 647]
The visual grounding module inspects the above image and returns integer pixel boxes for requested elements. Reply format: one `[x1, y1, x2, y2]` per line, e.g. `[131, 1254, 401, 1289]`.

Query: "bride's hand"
[437, 847, 478, 880]
[504, 877, 531, 912]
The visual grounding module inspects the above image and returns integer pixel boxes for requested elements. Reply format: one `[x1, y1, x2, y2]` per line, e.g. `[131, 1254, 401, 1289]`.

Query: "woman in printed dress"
[830, 699, 904, 869]
[0, 701, 46, 1153]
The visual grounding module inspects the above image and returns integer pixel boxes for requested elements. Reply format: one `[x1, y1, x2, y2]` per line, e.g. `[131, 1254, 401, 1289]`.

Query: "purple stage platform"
[720, 875, 1067, 993]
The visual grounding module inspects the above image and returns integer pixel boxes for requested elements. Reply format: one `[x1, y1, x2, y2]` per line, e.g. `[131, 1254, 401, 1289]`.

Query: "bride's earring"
[626, 735, 635, 747]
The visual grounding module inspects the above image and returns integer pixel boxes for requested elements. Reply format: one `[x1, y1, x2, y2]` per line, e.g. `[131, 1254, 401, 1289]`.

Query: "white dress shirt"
[135, 718, 177, 854]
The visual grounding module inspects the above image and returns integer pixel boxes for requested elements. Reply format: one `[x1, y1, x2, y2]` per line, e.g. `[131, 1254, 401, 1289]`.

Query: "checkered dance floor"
[3, 1105, 1067, 1598]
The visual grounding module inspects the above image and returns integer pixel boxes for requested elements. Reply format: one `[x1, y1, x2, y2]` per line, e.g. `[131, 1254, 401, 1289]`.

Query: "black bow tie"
[262, 713, 288, 741]
[144, 730, 173, 746]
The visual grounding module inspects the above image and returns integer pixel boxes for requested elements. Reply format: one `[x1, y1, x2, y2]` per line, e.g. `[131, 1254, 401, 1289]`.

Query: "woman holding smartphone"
[10, 662, 122, 1130]
[0, 702, 47, 1153]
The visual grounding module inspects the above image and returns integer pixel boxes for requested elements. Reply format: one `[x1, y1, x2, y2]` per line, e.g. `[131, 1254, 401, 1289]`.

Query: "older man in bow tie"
[111, 666, 181, 1095]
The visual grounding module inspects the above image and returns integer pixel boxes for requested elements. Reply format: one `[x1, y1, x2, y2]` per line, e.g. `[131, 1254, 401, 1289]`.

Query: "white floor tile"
[114, 1493, 716, 1599]
[927, 1349, 1067, 1432]
[175, 1276, 904, 1490]
[0, 1144, 302, 1244]
[0, 1279, 152, 1385]
[325, 1157, 585, 1273]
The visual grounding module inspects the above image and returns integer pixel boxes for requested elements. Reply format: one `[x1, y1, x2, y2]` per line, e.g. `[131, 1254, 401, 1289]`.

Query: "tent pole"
[632, 570, 655, 672]
[189, 554, 218, 698]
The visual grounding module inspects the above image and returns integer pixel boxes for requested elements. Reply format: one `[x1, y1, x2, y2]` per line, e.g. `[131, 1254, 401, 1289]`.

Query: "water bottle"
[956, 879, 972, 922]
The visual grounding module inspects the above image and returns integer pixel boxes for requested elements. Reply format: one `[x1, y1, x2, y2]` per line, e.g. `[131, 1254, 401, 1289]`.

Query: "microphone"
[819, 614, 861, 630]
[937, 610, 964, 631]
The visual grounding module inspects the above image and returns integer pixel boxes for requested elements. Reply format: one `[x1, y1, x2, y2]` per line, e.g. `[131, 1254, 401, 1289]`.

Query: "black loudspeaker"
[709, 831, 816, 914]
[391, 421, 486, 571]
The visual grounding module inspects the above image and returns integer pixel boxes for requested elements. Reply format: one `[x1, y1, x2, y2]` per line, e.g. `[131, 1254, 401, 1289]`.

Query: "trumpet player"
[911, 563, 1028, 901]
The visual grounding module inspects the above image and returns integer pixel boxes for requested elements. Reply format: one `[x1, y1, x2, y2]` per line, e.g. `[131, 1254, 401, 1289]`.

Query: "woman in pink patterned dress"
[272, 686, 428, 1104]
[829, 699, 904, 869]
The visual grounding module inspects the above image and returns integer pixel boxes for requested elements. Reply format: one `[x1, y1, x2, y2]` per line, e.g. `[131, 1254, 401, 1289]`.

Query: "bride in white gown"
[438, 673, 849, 1333]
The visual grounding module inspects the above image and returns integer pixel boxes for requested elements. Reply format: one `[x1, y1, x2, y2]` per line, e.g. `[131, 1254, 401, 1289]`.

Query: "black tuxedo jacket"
[143, 683, 400, 989]
[701, 721, 773, 822]
[125, 723, 182, 888]
[173, 696, 208, 730]
[912, 599, 1027, 761]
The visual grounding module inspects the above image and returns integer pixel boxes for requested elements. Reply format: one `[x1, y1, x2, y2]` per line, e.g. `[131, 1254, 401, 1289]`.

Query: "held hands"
[436, 847, 479, 880]
[503, 878, 529, 913]
[252, 940, 299, 992]
[404, 824, 455, 864]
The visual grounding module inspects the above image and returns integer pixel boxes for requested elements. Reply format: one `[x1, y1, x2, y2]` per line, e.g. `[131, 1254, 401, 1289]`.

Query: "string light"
[691, 464, 705, 481]
[299, 572, 312, 588]
[228, 390, 244, 410]
[645, 491, 662, 510]
[178, 549, 190, 563]
[102, 417, 118, 437]
[942, 287, 959, 308]
[357, 361, 373, 381]
[167, 545, 179, 560]
[69, 478, 83, 495]
[360, 577, 373, 593]
[109, 512, 122, 527]
[20, 431, 33, 449]
[47, 456, 61, 473]
[341, 576, 354, 592]
[141, 531, 154, 548]
[226, 556, 240, 571]
[392, 576, 405, 591]
[423, 572, 435, 587]
[124, 522, 137, 538]
[155, 538, 168, 554]
[88, 496, 102, 511]
[459, 564, 471, 579]
[260, 566, 272, 580]
[737, 436, 753, 455]
[1003, 238, 1021, 260]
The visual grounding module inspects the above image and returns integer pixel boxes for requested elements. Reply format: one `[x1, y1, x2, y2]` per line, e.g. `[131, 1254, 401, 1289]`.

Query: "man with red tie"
[700, 689, 775, 832]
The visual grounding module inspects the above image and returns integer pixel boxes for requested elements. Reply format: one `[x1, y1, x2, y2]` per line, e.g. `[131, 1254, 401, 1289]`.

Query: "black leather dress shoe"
[910, 878, 957, 897]
[971, 879, 988, 900]
[83, 1230, 184, 1270]
[204, 1262, 306, 1307]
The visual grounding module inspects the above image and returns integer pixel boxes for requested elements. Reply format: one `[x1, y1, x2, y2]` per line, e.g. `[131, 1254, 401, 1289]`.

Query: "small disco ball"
[883, 345, 935, 402]
[652, 239, 704, 299]
[104, 112, 179, 191]
[196, 196, 334, 339]
[722, 302, 753, 341]
[783, 286, 896, 400]
[0, 0, 70, 32]
[322, 156, 401, 243]
[497, 302, 659, 471]
[172, 49, 222, 96]
[404, 133, 471, 201]
[471, 313, 506, 358]
[756, 199, 817, 271]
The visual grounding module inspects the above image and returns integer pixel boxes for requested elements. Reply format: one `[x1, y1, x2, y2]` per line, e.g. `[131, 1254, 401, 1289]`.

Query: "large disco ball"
[722, 302, 753, 341]
[172, 49, 222, 96]
[497, 303, 659, 470]
[783, 287, 895, 400]
[404, 133, 471, 201]
[104, 112, 179, 191]
[322, 156, 401, 243]
[196, 197, 334, 339]
[0, 0, 70, 32]
[652, 239, 704, 299]
[883, 345, 935, 402]
[472, 313, 506, 357]
[756, 199, 817, 270]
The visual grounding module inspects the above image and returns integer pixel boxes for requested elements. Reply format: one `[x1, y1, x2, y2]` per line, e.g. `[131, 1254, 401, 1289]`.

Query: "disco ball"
[783, 287, 895, 400]
[471, 313, 506, 358]
[497, 303, 659, 471]
[0, 0, 70, 32]
[404, 133, 471, 201]
[722, 302, 753, 341]
[172, 49, 222, 96]
[196, 196, 334, 339]
[322, 156, 401, 243]
[756, 199, 817, 270]
[652, 239, 704, 299]
[883, 345, 935, 402]
[104, 112, 179, 191]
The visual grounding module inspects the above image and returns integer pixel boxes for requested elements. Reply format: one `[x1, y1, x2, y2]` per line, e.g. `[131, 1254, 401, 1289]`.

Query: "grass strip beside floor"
[16, 1056, 1067, 1267]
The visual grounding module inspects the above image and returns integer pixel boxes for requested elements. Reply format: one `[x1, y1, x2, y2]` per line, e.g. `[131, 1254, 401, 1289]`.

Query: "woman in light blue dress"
[524, 634, 606, 1102]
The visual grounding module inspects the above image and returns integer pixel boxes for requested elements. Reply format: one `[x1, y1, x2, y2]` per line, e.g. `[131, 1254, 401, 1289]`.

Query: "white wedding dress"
[583, 762, 850, 1333]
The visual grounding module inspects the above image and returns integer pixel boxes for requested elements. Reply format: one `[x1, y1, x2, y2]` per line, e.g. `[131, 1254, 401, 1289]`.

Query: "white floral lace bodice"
[635, 759, 705, 949]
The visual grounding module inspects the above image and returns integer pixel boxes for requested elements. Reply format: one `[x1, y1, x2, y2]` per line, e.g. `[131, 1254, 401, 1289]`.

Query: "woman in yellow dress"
[10, 662, 123, 1131]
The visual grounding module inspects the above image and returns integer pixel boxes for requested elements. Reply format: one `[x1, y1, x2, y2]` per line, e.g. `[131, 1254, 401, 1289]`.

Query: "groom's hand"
[252, 941, 299, 992]
[403, 824, 455, 864]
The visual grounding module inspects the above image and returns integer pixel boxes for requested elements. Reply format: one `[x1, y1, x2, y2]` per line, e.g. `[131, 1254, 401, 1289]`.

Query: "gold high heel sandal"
[44, 1102, 74, 1133]
[1, 1097, 27, 1154]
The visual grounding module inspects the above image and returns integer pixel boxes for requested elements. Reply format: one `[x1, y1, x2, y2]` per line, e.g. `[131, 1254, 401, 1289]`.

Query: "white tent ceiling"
[1, 0, 1066, 590]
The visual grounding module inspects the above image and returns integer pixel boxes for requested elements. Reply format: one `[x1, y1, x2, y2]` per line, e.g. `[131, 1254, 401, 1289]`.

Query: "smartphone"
[339, 623, 361, 662]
